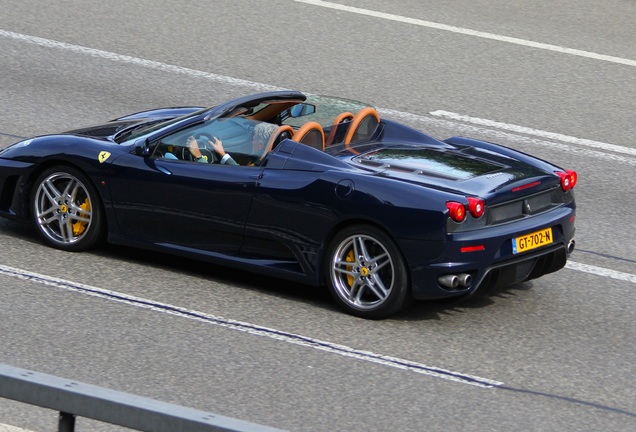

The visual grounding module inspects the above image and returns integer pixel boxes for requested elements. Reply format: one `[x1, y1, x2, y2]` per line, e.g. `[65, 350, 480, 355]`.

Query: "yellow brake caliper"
[346, 249, 355, 287]
[72, 198, 91, 236]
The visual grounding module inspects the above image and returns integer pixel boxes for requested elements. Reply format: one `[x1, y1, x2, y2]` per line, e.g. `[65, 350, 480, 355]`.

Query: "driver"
[245, 122, 278, 166]
[163, 122, 277, 166]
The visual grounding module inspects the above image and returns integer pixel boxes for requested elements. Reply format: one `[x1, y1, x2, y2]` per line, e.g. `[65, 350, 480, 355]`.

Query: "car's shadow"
[0, 218, 35, 239]
[1, 218, 534, 322]
[398, 282, 535, 321]
[94, 243, 539, 323]
[99, 241, 336, 307]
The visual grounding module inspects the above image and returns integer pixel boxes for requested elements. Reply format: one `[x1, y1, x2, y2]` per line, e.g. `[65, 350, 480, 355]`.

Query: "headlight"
[11, 139, 33, 149]
[0, 139, 33, 156]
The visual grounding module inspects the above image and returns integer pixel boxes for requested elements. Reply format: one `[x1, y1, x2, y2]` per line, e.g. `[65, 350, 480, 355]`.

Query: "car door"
[108, 153, 259, 255]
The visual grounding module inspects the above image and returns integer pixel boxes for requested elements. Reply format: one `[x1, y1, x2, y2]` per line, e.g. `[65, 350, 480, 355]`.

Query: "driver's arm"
[209, 137, 238, 165]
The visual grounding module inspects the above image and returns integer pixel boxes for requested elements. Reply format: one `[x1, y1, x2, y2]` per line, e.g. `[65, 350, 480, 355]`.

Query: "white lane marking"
[430, 111, 636, 157]
[0, 29, 282, 93]
[566, 262, 636, 284]
[1, 30, 634, 272]
[292, 0, 636, 67]
[2, 28, 635, 164]
[0, 264, 502, 389]
[380, 107, 636, 167]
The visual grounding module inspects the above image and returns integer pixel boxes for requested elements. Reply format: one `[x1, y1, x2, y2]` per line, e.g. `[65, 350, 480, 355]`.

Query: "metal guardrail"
[0, 363, 285, 432]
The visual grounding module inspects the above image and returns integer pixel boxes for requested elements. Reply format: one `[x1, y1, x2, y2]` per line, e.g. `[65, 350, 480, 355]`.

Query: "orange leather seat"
[260, 125, 294, 161]
[294, 121, 325, 151]
[325, 111, 354, 147]
[343, 108, 381, 153]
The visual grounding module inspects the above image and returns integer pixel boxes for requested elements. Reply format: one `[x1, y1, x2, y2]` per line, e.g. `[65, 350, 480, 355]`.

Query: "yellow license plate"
[512, 227, 553, 254]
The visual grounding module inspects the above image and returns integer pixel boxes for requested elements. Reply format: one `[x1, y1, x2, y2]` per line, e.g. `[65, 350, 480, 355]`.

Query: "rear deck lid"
[353, 145, 559, 201]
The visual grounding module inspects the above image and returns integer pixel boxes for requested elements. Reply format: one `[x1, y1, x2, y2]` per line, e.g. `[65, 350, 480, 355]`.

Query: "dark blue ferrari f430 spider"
[0, 91, 577, 318]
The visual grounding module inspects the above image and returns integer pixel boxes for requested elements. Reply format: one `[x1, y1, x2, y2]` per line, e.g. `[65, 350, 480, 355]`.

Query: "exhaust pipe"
[458, 273, 472, 288]
[567, 240, 575, 254]
[438, 274, 459, 289]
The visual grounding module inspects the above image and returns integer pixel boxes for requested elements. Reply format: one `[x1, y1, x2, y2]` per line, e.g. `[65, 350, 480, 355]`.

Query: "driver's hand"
[187, 136, 202, 158]
[209, 137, 226, 157]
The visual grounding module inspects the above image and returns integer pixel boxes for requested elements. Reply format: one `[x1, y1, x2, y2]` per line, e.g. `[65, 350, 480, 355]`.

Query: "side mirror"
[134, 138, 151, 156]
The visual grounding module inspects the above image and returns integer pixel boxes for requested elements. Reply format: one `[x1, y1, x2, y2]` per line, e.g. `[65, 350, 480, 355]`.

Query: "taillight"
[446, 201, 466, 223]
[447, 197, 486, 222]
[557, 170, 577, 191]
[467, 197, 485, 218]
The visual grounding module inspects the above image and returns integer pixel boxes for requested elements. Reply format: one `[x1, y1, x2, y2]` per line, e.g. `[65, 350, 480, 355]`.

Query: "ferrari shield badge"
[98, 151, 111, 163]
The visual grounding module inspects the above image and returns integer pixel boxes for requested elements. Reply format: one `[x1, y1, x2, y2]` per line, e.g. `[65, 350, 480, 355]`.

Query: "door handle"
[156, 165, 172, 175]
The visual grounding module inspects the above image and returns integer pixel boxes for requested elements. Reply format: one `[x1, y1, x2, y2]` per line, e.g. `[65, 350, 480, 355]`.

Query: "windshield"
[114, 107, 209, 144]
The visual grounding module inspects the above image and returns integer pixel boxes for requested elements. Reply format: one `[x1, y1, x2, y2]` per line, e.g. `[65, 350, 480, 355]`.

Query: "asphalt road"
[1, 1, 635, 431]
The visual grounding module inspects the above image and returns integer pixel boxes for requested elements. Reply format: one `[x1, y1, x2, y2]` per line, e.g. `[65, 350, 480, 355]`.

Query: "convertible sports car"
[0, 91, 577, 318]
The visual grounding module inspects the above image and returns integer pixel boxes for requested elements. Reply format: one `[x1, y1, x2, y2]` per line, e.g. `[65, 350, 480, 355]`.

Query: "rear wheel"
[325, 225, 412, 319]
[31, 166, 104, 251]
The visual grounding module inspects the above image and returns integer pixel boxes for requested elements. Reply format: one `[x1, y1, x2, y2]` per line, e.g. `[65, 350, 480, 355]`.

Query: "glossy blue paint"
[0, 91, 577, 311]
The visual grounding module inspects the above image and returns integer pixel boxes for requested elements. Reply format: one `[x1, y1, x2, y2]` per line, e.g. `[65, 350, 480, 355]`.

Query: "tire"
[31, 166, 104, 251]
[325, 224, 412, 319]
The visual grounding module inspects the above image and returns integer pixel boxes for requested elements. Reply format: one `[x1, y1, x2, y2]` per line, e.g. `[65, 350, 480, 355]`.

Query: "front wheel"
[31, 166, 104, 251]
[325, 225, 412, 319]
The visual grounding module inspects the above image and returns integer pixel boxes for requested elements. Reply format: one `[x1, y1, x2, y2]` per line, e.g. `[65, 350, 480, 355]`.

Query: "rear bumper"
[401, 204, 576, 300]
[464, 243, 568, 299]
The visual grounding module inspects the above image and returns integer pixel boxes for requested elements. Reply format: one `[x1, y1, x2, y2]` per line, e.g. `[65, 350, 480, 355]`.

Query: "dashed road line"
[2, 29, 635, 288]
[1, 260, 635, 389]
[0, 264, 503, 389]
[2, 28, 635, 162]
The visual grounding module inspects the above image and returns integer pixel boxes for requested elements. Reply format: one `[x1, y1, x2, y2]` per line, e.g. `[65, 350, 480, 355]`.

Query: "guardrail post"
[58, 412, 75, 432]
